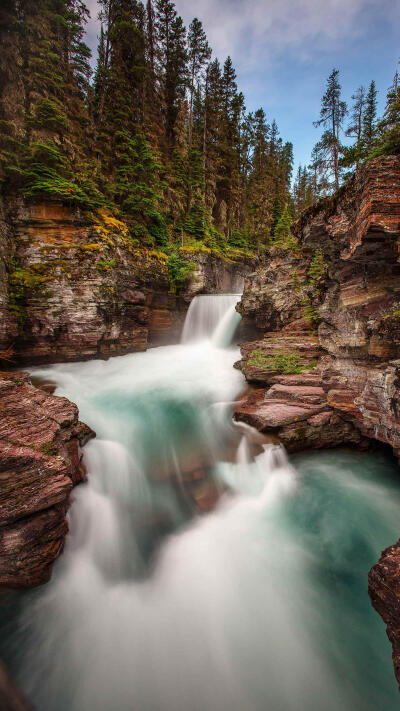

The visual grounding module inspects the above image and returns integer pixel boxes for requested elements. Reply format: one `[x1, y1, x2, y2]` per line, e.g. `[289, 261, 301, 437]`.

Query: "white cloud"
[174, 0, 396, 70]
[84, 0, 399, 73]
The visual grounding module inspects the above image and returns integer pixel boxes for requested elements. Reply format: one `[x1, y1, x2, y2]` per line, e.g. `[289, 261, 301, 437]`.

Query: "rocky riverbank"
[0, 372, 94, 590]
[234, 154, 400, 685]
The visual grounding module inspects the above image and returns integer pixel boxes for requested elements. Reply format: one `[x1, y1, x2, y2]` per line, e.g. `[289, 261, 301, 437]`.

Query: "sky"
[84, 0, 400, 172]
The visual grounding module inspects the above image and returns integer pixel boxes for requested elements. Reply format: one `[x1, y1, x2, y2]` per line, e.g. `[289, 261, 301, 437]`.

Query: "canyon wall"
[235, 155, 400, 685]
[0, 201, 255, 363]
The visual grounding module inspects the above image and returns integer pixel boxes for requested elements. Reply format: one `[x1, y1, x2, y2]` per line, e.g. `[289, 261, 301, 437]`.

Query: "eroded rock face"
[237, 156, 400, 454]
[2, 202, 178, 363]
[236, 155, 400, 685]
[0, 202, 257, 362]
[0, 372, 94, 589]
[369, 541, 400, 687]
[181, 250, 257, 299]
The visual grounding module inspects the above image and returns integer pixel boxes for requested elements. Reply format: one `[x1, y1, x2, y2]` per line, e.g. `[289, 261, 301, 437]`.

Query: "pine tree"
[313, 69, 347, 191]
[273, 203, 295, 249]
[346, 86, 366, 144]
[1, 0, 97, 205]
[156, 0, 187, 151]
[371, 67, 400, 157]
[362, 80, 378, 153]
[187, 18, 210, 149]
[95, 0, 146, 200]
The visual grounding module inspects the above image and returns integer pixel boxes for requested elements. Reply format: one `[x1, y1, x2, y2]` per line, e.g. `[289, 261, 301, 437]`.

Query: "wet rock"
[0, 662, 35, 711]
[369, 541, 400, 688]
[0, 372, 94, 589]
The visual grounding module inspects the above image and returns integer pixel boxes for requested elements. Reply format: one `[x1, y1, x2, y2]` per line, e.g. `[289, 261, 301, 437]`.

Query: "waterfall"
[1, 295, 400, 711]
[181, 294, 241, 344]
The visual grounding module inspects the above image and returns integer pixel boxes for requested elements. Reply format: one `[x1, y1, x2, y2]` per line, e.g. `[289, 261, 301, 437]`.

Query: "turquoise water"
[0, 296, 399, 711]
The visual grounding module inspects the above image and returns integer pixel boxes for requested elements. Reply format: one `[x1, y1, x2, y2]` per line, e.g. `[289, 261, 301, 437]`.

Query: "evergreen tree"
[1, 0, 97, 205]
[273, 203, 295, 249]
[156, 0, 187, 151]
[362, 80, 378, 153]
[346, 86, 366, 144]
[0, 0, 295, 261]
[187, 18, 210, 148]
[313, 68, 347, 191]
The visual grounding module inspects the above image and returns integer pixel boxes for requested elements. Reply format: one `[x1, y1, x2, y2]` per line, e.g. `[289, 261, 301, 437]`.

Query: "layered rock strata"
[234, 334, 365, 452]
[235, 155, 400, 685]
[0, 372, 94, 589]
[237, 156, 400, 454]
[0, 201, 255, 362]
[368, 541, 400, 687]
[1, 202, 176, 363]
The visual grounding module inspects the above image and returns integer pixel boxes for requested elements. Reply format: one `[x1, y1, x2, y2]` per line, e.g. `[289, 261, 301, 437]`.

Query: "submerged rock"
[0, 372, 94, 589]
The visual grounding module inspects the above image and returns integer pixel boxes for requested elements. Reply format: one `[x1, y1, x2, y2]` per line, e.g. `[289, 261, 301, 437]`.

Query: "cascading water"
[181, 293, 241, 343]
[1, 294, 400, 711]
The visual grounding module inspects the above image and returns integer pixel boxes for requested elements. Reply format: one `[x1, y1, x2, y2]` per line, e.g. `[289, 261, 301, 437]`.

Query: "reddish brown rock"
[369, 541, 400, 688]
[0, 662, 35, 711]
[234, 369, 364, 453]
[0, 372, 94, 589]
[237, 155, 400, 682]
[237, 333, 320, 385]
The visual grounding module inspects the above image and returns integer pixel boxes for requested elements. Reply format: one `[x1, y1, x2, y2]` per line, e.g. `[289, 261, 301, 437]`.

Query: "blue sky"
[85, 0, 400, 172]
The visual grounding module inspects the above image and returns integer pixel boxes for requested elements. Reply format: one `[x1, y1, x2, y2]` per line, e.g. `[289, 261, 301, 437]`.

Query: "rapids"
[1, 294, 399, 711]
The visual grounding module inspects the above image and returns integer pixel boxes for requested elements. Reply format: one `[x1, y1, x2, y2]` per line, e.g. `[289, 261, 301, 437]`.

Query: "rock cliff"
[0, 201, 255, 362]
[0, 202, 176, 362]
[235, 155, 400, 685]
[0, 372, 94, 590]
[236, 156, 400, 454]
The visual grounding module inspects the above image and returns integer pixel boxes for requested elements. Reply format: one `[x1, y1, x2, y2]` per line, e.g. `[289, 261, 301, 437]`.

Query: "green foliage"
[97, 258, 116, 271]
[272, 203, 297, 249]
[307, 249, 327, 284]
[0, 0, 295, 260]
[115, 132, 168, 245]
[301, 294, 321, 324]
[167, 246, 196, 292]
[247, 348, 314, 374]
[31, 98, 69, 132]
[291, 269, 304, 292]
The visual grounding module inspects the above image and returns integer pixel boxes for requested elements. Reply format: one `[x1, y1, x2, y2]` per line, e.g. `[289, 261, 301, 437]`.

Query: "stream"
[1, 294, 400, 711]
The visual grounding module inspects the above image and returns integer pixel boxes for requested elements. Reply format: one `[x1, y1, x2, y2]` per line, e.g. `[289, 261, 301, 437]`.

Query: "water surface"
[1, 295, 399, 711]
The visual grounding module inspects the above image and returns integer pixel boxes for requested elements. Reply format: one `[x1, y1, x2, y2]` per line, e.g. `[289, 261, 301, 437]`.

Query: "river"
[1, 294, 399, 711]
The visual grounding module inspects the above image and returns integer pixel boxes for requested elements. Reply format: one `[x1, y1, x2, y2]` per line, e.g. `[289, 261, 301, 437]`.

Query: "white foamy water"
[2, 295, 400, 711]
[181, 293, 241, 343]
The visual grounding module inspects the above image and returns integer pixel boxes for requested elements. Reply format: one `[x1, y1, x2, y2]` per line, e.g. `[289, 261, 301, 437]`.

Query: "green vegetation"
[301, 295, 321, 325]
[272, 204, 298, 249]
[307, 249, 327, 284]
[247, 348, 316, 374]
[291, 270, 304, 292]
[97, 258, 116, 271]
[0, 0, 293, 255]
[167, 247, 196, 292]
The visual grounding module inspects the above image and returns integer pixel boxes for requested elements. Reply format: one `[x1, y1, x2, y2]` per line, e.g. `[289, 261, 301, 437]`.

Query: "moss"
[148, 249, 168, 262]
[40, 442, 59, 455]
[97, 258, 116, 271]
[247, 348, 311, 374]
[78, 243, 103, 252]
